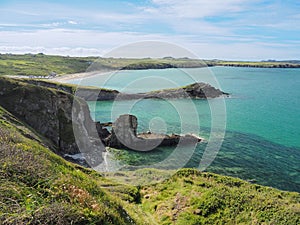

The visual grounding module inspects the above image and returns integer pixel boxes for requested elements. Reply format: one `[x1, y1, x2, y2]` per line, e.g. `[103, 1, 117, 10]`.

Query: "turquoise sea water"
[69, 67, 300, 192]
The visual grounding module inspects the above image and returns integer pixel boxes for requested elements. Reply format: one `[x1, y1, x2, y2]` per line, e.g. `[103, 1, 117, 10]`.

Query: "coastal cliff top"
[1, 54, 300, 78]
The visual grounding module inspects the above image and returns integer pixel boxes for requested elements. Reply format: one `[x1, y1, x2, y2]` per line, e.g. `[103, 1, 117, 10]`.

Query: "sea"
[67, 66, 300, 192]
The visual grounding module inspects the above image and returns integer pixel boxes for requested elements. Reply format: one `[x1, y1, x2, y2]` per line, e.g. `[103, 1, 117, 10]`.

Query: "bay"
[68, 67, 300, 192]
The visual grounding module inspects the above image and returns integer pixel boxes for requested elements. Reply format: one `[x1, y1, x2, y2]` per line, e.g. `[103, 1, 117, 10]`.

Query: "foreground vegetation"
[0, 100, 299, 224]
[0, 106, 146, 224]
[1, 54, 299, 77]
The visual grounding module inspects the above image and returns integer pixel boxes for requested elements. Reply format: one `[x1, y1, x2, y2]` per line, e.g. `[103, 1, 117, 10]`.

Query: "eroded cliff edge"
[0, 77, 103, 159]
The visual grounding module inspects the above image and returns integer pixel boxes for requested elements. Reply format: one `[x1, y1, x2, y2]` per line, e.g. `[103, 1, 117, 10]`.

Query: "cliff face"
[0, 77, 102, 157]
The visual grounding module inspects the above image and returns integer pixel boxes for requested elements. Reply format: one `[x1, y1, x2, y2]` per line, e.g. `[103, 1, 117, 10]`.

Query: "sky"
[0, 0, 300, 60]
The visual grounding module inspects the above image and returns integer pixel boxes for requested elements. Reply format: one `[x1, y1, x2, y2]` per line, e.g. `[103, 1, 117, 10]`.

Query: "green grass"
[0, 53, 95, 76]
[0, 54, 211, 77]
[140, 169, 300, 225]
[0, 106, 144, 224]
[1, 54, 299, 77]
[216, 60, 300, 68]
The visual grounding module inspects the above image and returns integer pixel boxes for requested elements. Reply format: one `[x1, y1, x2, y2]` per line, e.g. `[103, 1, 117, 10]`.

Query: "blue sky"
[0, 0, 299, 60]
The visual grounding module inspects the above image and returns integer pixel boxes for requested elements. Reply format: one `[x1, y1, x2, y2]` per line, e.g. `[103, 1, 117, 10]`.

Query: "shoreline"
[52, 70, 115, 82]
[50, 64, 300, 82]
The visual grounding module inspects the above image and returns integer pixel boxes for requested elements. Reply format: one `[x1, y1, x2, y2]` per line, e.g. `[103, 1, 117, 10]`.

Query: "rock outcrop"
[104, 114, 201, 151]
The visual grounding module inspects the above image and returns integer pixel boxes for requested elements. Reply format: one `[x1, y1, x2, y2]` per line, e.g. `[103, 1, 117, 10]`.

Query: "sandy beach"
[4, 70, 115, 82]
[52, 70, 116, 82]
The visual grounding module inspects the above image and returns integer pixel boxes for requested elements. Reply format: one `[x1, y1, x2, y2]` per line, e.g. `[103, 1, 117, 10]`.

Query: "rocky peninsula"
[22, 79, 229, 101]
[116, 82, 229, 100]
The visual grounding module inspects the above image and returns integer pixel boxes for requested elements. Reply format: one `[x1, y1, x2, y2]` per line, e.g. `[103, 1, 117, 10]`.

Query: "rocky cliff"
[0, 77, 104, 161]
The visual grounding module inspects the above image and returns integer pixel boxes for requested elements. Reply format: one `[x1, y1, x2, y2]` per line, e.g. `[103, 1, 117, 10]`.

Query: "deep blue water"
[68, 67, 300, 192]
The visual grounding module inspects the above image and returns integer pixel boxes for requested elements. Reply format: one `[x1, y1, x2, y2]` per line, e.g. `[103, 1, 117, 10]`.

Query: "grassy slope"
[0, 54, 95, 76]
[0, 106, 299, 224]
[0, 106, 145, 225]
[140, 169, 300, 225]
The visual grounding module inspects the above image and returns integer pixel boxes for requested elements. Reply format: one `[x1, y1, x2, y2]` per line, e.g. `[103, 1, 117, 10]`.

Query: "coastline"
[49, 64, 300, 83]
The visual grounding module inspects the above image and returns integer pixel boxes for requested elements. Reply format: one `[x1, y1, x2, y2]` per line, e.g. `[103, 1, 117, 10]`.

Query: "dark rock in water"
[106, 114, 139, 149]
[105, 114, 202, 151]
[100, 122, 113, 127]
[182, 82, 228, 98]
[95, 122, 111, 139]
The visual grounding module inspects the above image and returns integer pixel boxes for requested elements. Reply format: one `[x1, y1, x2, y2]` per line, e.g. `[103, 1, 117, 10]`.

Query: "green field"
[0, 54, 208, 77]
[1, 54, 299, 77]
[0, 53, 95, 77]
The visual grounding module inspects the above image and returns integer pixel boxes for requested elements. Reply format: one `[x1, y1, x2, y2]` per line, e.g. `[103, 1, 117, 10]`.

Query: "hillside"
[0, 105, 147, 224]
[0, 53, 96, 77]
[0, 77, 299, 224]
[0, 54, 208, 77]
[1, 54, 300, 78]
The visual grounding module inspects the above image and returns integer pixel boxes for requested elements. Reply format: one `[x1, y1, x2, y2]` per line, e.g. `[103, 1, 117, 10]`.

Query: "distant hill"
[262, 59, 300, 64]
[1, 54, 299, 78]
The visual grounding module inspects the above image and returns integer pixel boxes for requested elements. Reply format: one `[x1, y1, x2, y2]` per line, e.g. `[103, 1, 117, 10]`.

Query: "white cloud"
[0, 28, 298, 60]
[150, 0, 249, 18]
[68, 20, 78, 25]
[0, 1, 299, 60]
